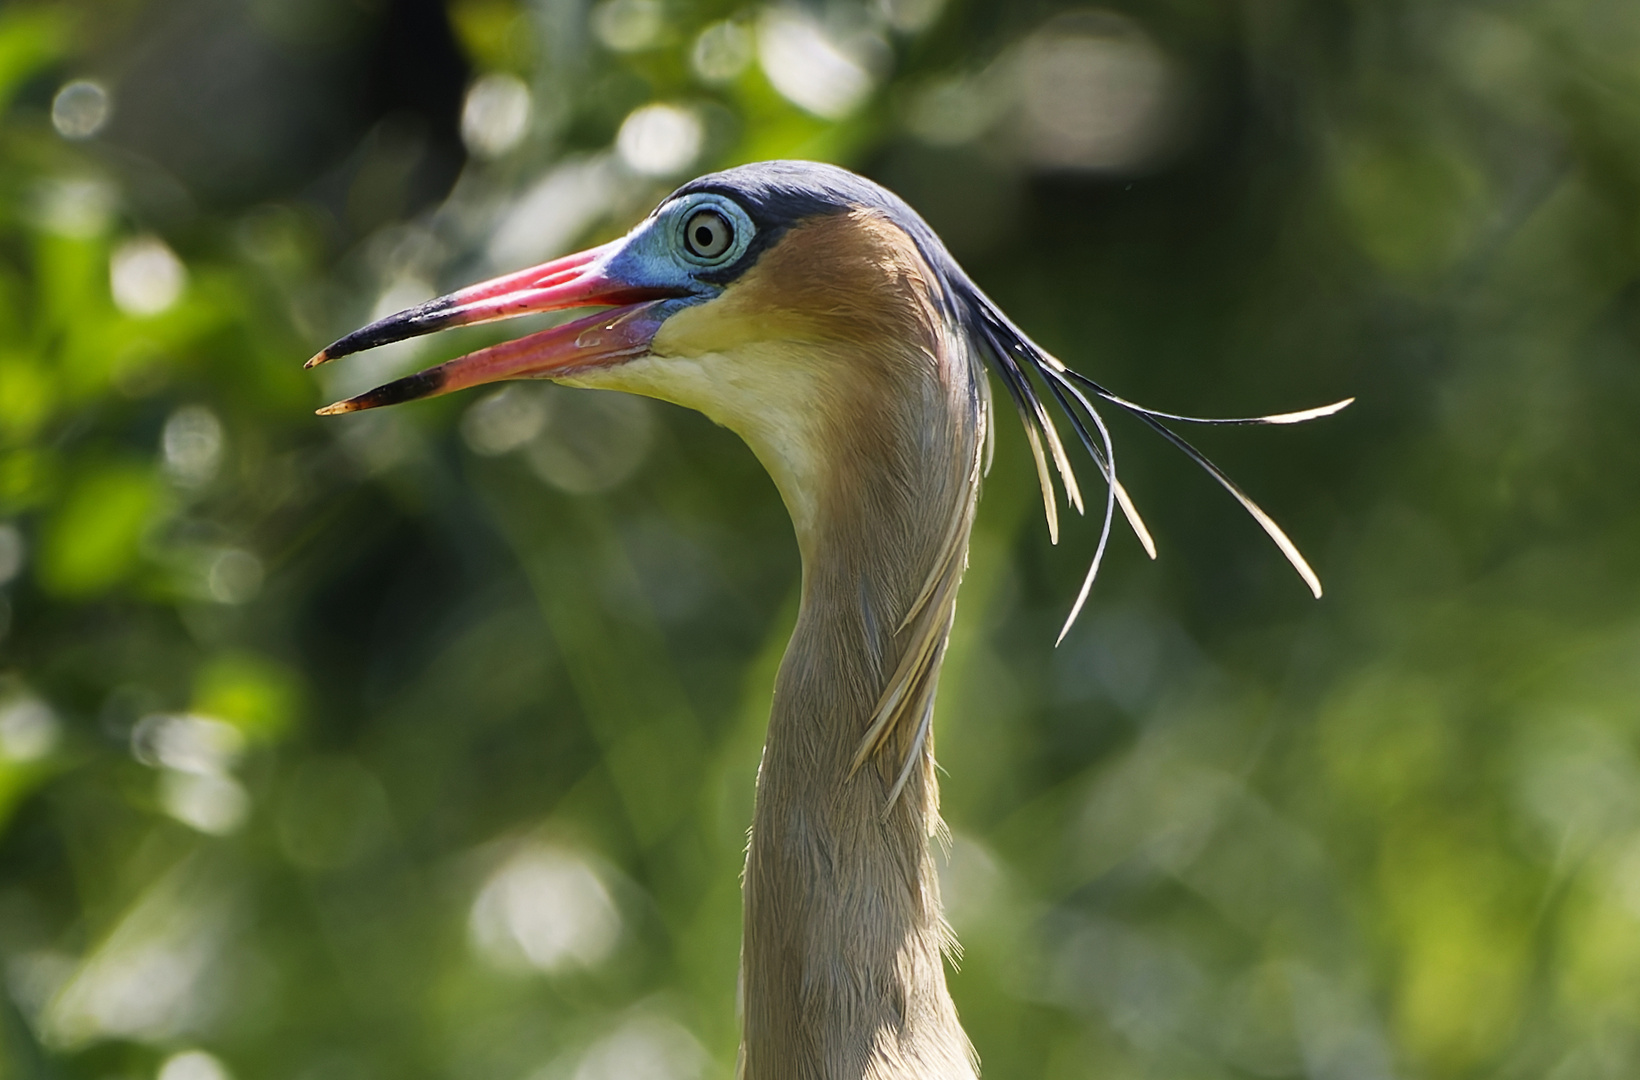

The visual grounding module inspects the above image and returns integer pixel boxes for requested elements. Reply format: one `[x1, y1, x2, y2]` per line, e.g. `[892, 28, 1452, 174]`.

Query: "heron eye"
[683, 209, 734, 260]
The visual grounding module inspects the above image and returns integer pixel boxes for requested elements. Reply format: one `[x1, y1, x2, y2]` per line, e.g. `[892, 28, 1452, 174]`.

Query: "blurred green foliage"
[3, 1, 1640, 1080]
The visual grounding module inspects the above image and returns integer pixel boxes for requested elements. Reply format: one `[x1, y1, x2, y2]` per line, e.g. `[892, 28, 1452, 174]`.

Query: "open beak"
[308, 241, 681, 415]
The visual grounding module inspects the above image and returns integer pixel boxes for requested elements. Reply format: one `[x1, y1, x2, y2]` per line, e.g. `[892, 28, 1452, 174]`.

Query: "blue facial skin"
[595, 191, 760, 325]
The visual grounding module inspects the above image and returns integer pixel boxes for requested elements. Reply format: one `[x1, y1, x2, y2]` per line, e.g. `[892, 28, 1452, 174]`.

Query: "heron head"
[310, 161, 980, 544]
[311, 162, 956, 421]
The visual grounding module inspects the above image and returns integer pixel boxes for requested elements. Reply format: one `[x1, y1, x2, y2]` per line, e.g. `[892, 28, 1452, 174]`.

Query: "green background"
[3, 1, 1640, 1078]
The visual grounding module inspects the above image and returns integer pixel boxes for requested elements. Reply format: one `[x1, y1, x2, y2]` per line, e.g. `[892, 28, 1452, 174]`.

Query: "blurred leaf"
[1381, 823, 1533, 1073]
[192, 652, 301, 743]
[0, 353, 56, 445]
[449, 0, 534, 73]
[0, 759, 54, 838]
[1334, 132, 1489, 283]
[0, 446, 60, 513]
[0, 8, 67, 113]
[35, 460, 158, 597]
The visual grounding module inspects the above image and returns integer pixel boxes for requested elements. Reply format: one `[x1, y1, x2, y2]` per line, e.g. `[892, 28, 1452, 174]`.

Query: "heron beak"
[308, 241, 682, 415]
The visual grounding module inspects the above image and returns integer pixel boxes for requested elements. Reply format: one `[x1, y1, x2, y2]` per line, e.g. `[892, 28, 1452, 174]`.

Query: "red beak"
[309, 242, 682, 415]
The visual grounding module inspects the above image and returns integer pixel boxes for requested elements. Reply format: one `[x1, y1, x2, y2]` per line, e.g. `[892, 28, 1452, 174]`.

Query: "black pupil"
[689, 211, 729, 256]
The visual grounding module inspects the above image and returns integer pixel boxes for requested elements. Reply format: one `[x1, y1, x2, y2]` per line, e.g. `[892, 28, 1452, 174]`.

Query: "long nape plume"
[966, 299, 1352, 643]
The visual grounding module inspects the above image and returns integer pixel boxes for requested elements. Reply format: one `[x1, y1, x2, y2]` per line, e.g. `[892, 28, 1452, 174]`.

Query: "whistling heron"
[308, 161, 1346, 1080]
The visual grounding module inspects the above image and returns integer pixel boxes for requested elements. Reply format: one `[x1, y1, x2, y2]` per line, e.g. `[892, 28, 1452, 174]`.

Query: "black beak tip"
[315, 368, 450, 418]
[304, 296, 461, 370]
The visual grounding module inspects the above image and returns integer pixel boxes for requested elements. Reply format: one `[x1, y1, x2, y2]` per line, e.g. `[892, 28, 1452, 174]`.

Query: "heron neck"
[739, 340, 984, 1080]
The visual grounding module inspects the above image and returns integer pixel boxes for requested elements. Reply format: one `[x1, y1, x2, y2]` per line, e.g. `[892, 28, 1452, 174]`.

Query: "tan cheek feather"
[652, 209, 939, 364]
[566, 210, 945, 541]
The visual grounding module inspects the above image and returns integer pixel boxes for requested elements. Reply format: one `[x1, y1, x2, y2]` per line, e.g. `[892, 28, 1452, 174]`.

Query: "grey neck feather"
[738, 329, 988, 1080]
